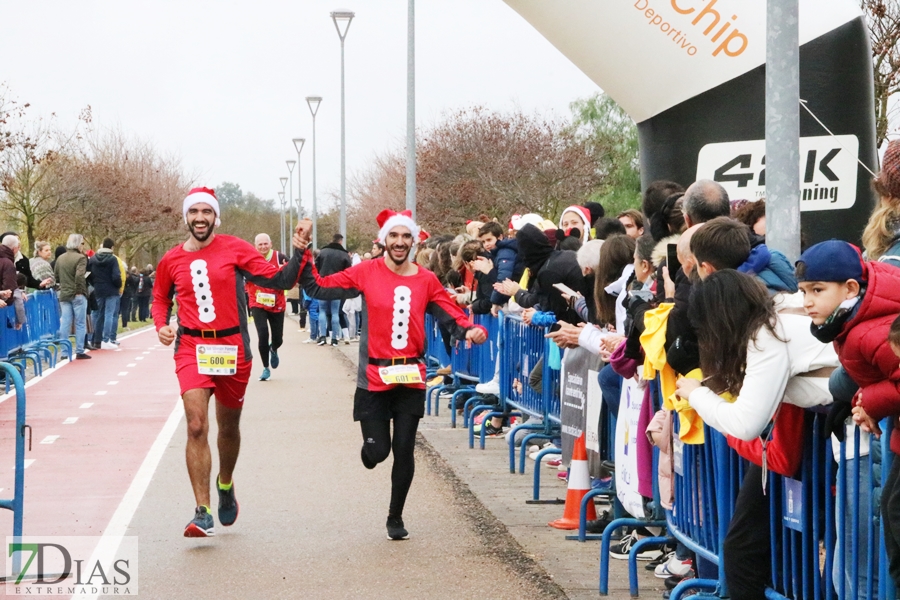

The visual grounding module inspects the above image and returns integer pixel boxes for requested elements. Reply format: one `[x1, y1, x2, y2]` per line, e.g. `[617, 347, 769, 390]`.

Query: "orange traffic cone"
[548, 433, 596, 530]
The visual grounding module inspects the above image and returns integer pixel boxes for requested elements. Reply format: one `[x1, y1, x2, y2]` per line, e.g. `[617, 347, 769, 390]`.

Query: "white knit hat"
[183, 187, 221, 226]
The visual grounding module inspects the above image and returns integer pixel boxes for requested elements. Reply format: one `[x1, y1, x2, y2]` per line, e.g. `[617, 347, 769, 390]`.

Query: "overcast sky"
[0, 0, 599, 217]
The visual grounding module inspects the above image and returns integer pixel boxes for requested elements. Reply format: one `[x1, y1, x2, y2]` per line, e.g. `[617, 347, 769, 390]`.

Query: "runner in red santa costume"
[154, 187, 304, 538]
[293, 210, 487, 540]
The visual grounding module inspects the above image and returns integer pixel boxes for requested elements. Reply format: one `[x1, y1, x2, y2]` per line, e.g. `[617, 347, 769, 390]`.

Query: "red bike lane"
[0, 327, 181, 543]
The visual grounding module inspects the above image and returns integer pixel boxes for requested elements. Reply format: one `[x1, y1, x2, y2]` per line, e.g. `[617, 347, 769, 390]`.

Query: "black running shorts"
[353, 386, 425, 421]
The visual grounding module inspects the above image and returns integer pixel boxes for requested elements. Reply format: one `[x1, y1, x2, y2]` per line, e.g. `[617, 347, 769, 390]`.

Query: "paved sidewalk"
[333, 334, 666, 600]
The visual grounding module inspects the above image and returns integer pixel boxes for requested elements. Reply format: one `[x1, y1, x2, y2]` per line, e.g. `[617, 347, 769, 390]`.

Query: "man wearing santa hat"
[153, 187, 305, 538]
[293, 210, 487, 541]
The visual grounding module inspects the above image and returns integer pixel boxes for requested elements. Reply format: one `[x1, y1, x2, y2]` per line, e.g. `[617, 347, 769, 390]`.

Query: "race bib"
[377, 364, 424, 385]
[196, 344, 238, 375]
[256, 292, 276, 307]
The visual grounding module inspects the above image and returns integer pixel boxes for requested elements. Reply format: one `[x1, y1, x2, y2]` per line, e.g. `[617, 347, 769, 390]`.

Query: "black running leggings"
[359, 413, 420, 518]
[250, 307, 284, 369]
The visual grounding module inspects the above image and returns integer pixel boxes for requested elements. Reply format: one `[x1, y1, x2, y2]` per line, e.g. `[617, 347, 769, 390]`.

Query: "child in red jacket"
[796, 240, 900, 591]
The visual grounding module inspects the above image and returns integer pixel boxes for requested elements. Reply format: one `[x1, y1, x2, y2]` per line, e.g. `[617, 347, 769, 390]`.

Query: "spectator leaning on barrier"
[0, 231, 52, 290]
[674, 270, 836, 600]
[88, 238, 123, 350]
[794, 240, 900, 592]
[0, 235, 21, 307]
[30, 241, 55, 289]
[55, 234, 90, 360]
[494, 223, 584, 325]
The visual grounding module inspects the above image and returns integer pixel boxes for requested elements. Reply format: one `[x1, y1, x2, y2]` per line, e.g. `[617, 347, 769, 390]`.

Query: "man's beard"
[188, 220, 214, 242]
[386, 245, 410, 265]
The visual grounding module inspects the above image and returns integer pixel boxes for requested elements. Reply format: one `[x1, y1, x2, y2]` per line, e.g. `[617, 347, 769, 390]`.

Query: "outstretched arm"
[296, 252, 361, 300]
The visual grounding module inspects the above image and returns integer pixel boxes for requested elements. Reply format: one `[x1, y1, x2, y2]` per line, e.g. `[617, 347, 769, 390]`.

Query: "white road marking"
[142, 351, 150, 355]
[127, 363, 137, 367]
[72, 399, 184, 600]
[107, 381, 118, 385]
[63, 417, 78, 425]
[80, 403, 94, 409]
[118, 372, 129, 376]
[22, 459, 34, 469]
[135, 357, 144, 360]
[95, 391, 107, 396]
[40, 435, 59, 444]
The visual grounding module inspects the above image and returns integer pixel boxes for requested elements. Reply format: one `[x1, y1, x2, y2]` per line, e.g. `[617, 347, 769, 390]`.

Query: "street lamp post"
[306, 96, 322, 249]
[292, 138, 306, 235]
[286, 160, 296, 242]
[279, 177, 288, 254]
[331, 10, 354, 242]
[406, 0, 416, 219]
[277, 191, 286, 255]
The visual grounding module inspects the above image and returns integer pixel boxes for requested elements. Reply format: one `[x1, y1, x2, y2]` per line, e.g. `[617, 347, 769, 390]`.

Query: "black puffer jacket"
[512, 224, 584, 324]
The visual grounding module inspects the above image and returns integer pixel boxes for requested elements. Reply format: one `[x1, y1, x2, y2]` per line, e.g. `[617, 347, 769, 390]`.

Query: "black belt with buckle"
[368, 357, 424, 366]
[180, 326, 242, 339]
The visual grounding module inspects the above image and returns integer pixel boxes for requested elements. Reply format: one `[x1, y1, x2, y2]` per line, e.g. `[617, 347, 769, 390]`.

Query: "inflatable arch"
[504, 0, 878, 243]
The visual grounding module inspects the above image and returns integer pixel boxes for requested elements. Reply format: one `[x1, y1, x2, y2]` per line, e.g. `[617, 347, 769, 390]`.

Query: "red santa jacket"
[834, 261, 900, 454]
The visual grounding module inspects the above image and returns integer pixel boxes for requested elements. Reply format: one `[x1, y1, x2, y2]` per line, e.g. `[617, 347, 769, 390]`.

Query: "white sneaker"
[303, 338, 315, 344]
[655, 554, 692, 579]
[100, 341, 118, 350]
[475, 379, 500, 395]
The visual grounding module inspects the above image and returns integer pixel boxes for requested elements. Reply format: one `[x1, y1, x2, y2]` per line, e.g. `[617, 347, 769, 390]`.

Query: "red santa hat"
[418, 229, 430, 243]
[183, 187, 221, 226]
[376, 209, 421, 244]
[558, 205, 591, 242]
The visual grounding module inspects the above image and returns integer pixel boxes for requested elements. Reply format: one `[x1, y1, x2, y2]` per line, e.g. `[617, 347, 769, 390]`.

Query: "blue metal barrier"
[496, 313, 561, 473]
[0, 361, 29, 578]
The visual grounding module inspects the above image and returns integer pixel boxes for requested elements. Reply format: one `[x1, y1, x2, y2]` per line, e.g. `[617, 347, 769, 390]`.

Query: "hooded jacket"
[489, 238, 524, 306]
[739, 235, 798, 294]
[511, 224, 584, 324]
[315, 242, 352, 277]
[832, 261, 900, 454]
[88, 248, 122, 298]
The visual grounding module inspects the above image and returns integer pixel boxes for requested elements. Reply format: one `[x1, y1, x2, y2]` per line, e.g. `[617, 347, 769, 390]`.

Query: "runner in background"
[245, 233, 288, 381]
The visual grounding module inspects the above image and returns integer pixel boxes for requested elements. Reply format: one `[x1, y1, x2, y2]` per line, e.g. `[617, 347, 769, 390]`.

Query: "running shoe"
[184, 506, 215, 537]
[269, 346, 279, 369]
[646, 549, 674, 571]
[217, 478, 239, 526]
[259, 368, 271, 381]
[316, 337, 327, 346]
[585, 510, 614, 535]
[655, 555, 692, 579]
[75, 353, 92, 360]
[386, 516, 409, 540]
[483, 422, 504, 437]
[609, 531, 663, 561]
[361, 447, 376, 469]
[665, 568, 696, 590]
[331, 338, 339, 347]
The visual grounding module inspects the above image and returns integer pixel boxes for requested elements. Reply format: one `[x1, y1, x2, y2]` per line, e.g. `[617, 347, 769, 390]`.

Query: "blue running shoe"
[269, 346, 279, 369]
[217, 477, 239, 526]
[259, 368, 271, 381]
[184, 506, 214, 537]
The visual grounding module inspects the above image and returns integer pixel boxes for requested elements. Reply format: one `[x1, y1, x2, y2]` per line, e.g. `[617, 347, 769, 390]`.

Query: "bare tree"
[863, 0, 900, 147]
